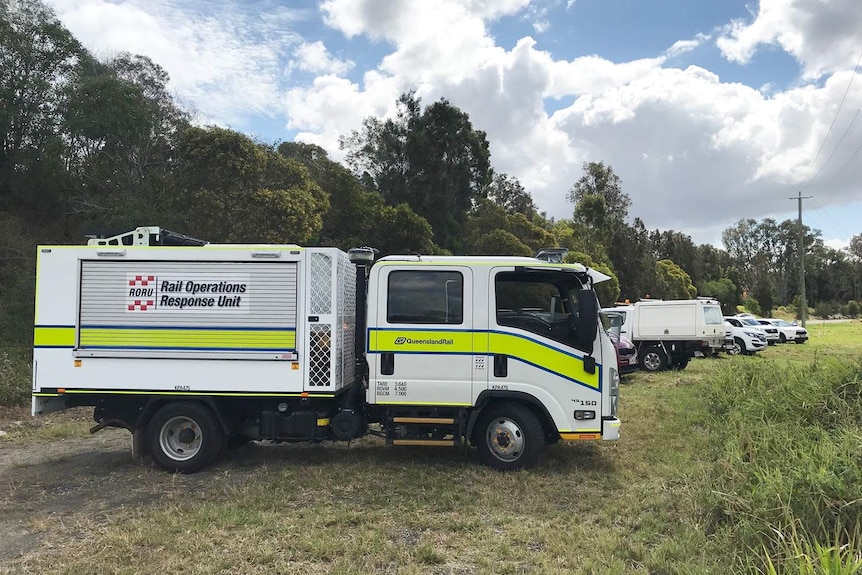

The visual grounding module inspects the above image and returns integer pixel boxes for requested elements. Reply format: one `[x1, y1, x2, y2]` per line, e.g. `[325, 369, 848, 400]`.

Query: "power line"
[833, 136, 862, 178]
[802, 49, 862, 183]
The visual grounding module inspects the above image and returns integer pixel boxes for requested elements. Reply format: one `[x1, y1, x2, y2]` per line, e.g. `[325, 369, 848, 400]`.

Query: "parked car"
[762, 318, 809, 343]
[723, 318, 768, 355]
[754, 319, 780, 345]
[608, 331, 639, 374]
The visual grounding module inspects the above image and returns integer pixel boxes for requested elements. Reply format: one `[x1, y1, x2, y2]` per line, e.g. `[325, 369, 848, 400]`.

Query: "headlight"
[743, 331, 756, 337]
[609, 367, 620, 395]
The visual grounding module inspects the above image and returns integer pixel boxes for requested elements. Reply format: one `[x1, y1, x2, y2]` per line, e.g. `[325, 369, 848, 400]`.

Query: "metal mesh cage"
[309, 324, 332, 387]
[309, 253, 332, 315]
[337, 251, 356, 387]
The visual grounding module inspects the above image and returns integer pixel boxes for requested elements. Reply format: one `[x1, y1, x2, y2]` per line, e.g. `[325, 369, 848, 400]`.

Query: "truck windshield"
[703, 305, 723, 325]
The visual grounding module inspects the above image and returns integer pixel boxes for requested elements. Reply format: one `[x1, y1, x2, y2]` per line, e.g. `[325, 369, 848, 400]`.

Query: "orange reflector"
[300, 392, 309, 398]
[291, 362, 300, 370]
[560, 432, 601, 441]
[58, 388, 66, 394]
[74, 360, 82, 367]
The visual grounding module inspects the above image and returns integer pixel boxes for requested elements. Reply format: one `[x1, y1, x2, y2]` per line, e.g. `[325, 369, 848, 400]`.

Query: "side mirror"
[577, 292, 599, 350]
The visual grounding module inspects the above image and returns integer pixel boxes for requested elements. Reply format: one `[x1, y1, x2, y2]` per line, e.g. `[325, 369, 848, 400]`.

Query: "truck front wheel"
[147, 402, 224, 473]
[639, 346, 667, 372]
[475, 403, 545, 471]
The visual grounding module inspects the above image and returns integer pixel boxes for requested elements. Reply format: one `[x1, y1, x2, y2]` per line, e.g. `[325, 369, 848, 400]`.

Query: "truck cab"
[364, 256, 620, 468]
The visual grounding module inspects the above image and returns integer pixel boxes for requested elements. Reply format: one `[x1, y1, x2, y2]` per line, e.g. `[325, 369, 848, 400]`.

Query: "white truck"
[32, 227, 621, 473]
[602, 300, 725, 371]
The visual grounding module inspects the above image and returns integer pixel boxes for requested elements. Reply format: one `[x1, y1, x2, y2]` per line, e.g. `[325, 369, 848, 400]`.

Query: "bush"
[743, 296, 762, 316]
[703, 358, 862, 565]
[847, 300, 860, 318]
[0, 347, 31, 406]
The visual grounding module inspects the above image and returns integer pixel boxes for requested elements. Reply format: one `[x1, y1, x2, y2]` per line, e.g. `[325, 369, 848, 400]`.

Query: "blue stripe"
[34, 324, 75, 328]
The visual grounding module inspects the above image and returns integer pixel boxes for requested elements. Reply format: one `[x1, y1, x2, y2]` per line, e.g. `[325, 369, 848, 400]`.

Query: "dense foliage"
[703, 356, 862, 569]
[1, 0, 860, 362]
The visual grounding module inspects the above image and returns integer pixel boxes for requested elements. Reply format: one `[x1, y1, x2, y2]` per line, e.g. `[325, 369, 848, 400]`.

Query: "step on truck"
[32, 227, 621, 472]
[602, 299, 725, 371]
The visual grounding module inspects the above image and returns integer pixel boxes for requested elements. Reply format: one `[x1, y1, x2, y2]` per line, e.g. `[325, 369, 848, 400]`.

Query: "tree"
[753, 275, 775, 316]
[564, 251, 620, 307]
[176, 126, 328, 244]
[486, 173, 537, 216]
[472, 229, 531, 257]
[341, 91, 492, 252]
[654, 259, 696, 299]
[62, 54, 189, 229]
[698, 277, 738, 314]
[567, 161, 630, 221]
[0, 0, 85, 210]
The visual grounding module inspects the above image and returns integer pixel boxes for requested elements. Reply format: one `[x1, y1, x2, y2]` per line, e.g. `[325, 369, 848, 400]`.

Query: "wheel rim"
[729, 341, 741, 355]
[159, 416, 202, 462]
[643, 351, 662, 371]
[486, 417, 525, 462]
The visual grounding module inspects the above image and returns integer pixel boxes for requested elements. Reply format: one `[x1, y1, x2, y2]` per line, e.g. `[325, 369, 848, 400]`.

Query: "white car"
[754, 319, 780, 345]
[762, 318, 809, 344]
[723, 318, 767, 355]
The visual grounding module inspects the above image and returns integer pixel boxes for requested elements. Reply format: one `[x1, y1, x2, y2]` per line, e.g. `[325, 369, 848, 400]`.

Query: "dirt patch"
[0, 409, 358, 569]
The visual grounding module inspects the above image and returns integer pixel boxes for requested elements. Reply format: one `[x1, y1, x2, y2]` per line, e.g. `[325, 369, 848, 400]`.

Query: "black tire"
[639, 346, 668, 372]
[671, 355, 690, 370]
[779, 333, 786, 343]
[727, 338, 744, 356]
[147, 402, 224, 473]
[474, 403, 545, 471]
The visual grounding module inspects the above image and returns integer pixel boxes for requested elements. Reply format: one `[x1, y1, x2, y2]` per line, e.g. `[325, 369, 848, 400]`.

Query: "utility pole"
[790, 191, 812, 327]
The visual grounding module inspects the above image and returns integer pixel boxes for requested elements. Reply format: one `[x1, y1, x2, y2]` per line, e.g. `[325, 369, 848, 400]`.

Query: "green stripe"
[34, 326, 75, 347]
[79, 328, 296, 350]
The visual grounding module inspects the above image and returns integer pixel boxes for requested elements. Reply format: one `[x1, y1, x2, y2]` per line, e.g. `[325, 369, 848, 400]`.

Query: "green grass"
[3, 322, 861, 574]
[0, 347, 31, 407]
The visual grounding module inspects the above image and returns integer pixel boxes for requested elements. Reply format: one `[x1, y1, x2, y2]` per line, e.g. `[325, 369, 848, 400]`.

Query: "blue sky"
[47, 0, 862, 248]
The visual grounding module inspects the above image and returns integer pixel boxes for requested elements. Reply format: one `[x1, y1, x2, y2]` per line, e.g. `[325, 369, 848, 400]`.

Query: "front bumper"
[603, 417, 621, 440]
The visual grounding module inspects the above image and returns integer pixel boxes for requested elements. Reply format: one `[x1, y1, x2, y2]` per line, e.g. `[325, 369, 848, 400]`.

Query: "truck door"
[368, 266, 474, 407]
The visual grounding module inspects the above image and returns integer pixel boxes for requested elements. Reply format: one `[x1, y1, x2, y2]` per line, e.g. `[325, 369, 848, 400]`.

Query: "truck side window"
[387, 271, 463, 324]
[495, 272, 578, 345]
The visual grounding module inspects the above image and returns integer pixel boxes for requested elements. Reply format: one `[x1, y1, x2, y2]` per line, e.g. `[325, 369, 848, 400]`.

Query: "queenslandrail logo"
[393, 336, 454, 345]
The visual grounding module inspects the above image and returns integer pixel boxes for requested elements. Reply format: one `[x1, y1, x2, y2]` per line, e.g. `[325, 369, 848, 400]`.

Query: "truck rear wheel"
[639, 346, 667, 372]
[475, 403, 545, 471]
[148, 402, 224, 473]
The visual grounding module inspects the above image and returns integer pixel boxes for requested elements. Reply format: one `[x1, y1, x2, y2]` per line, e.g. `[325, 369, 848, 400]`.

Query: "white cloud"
[717, 0, 862, 78]
[665, 33, 710, 59]
[45, 0, 304, 125]
[825, 238, 849, 251]
[293, 41, 354, 75]
[283, 0, 862, 243]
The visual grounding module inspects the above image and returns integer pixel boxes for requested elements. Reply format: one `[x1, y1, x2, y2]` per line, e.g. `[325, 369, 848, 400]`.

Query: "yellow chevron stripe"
[368, 329, 599, 389]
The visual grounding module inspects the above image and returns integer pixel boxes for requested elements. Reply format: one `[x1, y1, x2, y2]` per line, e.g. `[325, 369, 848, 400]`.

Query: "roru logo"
[394, 337, 407, 345]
